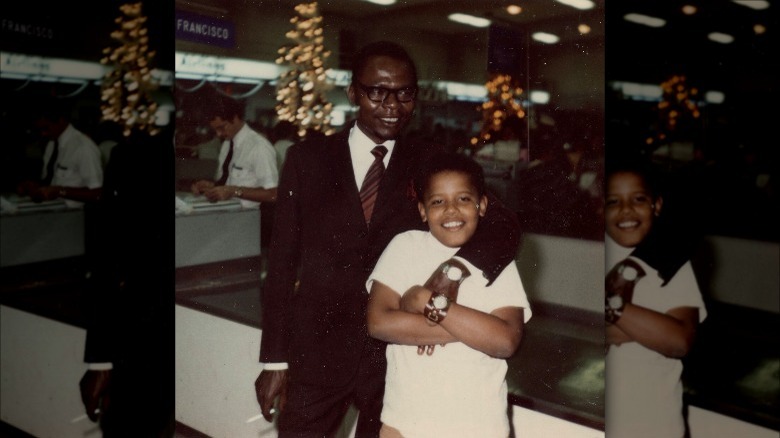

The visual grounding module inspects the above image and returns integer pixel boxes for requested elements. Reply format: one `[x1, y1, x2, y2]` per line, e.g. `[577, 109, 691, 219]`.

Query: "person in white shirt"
[366, 152, 531, 438]
[18, 101, 103, 208]
[604, 160, 707, 438]
[191, 97, 278, 209]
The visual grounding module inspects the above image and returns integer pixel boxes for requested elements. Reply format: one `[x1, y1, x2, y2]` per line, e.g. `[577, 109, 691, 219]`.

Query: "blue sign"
[175, 10, 235, 49]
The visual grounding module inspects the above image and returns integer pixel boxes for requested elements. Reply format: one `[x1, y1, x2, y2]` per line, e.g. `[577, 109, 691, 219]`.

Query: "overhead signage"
[175, 10, 235, 49]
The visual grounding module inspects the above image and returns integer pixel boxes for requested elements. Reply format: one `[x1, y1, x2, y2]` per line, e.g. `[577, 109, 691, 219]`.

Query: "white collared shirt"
[348, 123, 395, 189]
[42, 123, 103, 190]
[216, 123, 279, 208]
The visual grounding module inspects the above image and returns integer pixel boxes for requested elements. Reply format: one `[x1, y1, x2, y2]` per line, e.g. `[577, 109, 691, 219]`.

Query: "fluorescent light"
[363, 0, 396, 5]
[708, 32, 734, 44]
[705, 91, 725, 104]
[623, 13, 666, 28]
[612, 81, 663, 101]
[732, 0, 769, 10]
[530, 90, 550, 104]
[554, 0, 595, 10]
[532, 32, 560, 44]
[448, 13, 491, 28]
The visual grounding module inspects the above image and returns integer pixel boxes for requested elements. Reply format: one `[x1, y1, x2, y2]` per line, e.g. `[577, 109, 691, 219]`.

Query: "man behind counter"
[190, 96, 278, 208]
[17, 100, 103, 206]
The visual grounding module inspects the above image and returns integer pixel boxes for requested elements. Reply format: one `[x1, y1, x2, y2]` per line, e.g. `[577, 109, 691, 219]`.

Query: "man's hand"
[30, 186, 61, 202]
[191, 180, 215, 195]
[16, 180, 40, 197]
[606, 258, 646, 305]
[255, 370, 288, 422]
[413, 259, 472, 355]
[203, 185, 235, 202]
[423, 258, 471, 302]
[79, 370, 112, 422]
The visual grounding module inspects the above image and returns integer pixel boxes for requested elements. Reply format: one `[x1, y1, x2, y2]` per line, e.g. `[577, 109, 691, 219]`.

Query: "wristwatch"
[424, 292, 451, 323]
[605, 293, 625, 324]
[440, 259, 470, 284]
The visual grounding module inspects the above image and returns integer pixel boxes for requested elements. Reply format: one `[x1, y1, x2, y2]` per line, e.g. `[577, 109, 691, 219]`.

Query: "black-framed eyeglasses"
[355, 82, 418, 103]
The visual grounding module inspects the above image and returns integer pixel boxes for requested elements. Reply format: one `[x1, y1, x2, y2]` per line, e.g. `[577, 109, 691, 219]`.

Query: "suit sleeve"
[259, 143, 303, 363]
[455, 191, 521, 285]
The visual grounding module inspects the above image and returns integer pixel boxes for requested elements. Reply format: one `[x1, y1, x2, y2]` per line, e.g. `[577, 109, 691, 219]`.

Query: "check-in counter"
[175, 193, 261, 268]
[1, 195, 85, 268]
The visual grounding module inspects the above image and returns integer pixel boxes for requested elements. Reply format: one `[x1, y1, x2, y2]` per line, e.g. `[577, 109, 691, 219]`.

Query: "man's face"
[209, 115, 242, 141]
[35, 117, 67, 140]
[347, 55, 416, 144]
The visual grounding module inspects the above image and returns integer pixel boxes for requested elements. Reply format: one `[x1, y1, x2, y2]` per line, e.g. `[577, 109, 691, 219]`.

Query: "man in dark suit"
[255, 41, 521, 437]
[78, 130, 174, 437]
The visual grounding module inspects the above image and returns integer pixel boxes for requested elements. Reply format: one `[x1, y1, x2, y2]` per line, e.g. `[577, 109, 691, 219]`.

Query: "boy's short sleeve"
[366, 232, 416, 295]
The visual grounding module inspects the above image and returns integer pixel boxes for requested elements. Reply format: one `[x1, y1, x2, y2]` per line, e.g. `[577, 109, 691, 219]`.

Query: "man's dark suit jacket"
[260, 127, 520, 388]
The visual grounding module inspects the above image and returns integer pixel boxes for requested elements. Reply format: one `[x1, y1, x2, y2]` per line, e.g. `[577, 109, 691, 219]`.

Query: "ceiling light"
[530, 90, 550, 104]
[623, 13, 666, 28]
[506, 5, 522, 15]
[708, 32, 735, 44]
[532, 32, 560, 44]
[705, 91, 725, 104]
[682, 5, 697, 15]
[362, 0, 396, 5]
[554, 0, 595, 10]
[448, 13, 491, 28]
[754, 24, 767, 34]
[732, 0, 769, 10]
[578, 24, 591, 34]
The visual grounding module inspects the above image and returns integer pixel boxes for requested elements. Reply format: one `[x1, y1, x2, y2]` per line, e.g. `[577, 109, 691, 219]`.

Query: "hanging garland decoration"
[99, 2, 160, 137]
[470, 73, 525, 151]
[647, 74, 701, 146]
[275, 2, 335, 138]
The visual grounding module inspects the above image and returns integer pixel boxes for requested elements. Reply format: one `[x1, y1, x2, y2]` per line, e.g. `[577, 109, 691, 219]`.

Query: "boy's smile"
[605, 171, 662, 248]
[418, 171, 487, 248]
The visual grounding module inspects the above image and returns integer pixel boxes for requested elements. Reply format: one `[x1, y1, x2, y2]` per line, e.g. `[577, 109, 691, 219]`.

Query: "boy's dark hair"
[351, 41, 418, 86]
[414, 152, 485, 201]
[605, 157, 661, 199]
[203, 95, 245, 122]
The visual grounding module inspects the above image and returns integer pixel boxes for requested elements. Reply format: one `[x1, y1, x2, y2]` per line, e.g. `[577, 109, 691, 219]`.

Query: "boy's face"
[605, 171, 662, 248]
[418, 171, 487, 248]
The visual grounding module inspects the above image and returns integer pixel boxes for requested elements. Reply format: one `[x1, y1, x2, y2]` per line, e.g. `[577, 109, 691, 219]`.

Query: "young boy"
[604, 161, 707, 438]
[366, 152, 531, 437]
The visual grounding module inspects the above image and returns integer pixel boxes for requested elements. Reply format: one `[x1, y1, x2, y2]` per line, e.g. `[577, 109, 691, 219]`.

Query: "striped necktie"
[216, 139, 234, 186]
[43, 139, 59, 186]
[359, 145, 388, 224]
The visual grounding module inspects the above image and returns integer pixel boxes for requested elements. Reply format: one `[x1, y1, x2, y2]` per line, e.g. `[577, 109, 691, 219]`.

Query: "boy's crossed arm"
[367, 279, 525, 359]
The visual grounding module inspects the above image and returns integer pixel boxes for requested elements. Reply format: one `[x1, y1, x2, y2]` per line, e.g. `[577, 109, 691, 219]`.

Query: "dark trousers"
[278, 350, 385, 438]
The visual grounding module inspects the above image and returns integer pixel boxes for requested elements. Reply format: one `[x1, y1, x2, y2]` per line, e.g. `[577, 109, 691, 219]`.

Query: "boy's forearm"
[368, 308, 456, 346]
[438, 305, 524, 358]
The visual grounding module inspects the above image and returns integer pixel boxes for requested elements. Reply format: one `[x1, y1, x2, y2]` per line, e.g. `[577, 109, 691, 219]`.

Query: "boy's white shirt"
[605, 233, 707, 438]
[367, 230, 531, 438]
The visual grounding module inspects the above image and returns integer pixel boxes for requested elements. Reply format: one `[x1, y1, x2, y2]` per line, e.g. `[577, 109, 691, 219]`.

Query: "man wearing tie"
[255, 41, 521, 437]
[191, 96, 278, 208]
[18, 100, 103, 207]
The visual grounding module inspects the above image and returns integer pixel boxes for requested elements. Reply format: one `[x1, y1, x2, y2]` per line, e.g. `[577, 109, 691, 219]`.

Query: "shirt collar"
[348, 122, 396, 156]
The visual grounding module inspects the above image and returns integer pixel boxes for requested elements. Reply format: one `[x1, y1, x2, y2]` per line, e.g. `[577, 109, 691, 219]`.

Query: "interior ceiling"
[4, 0, 775, 96]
